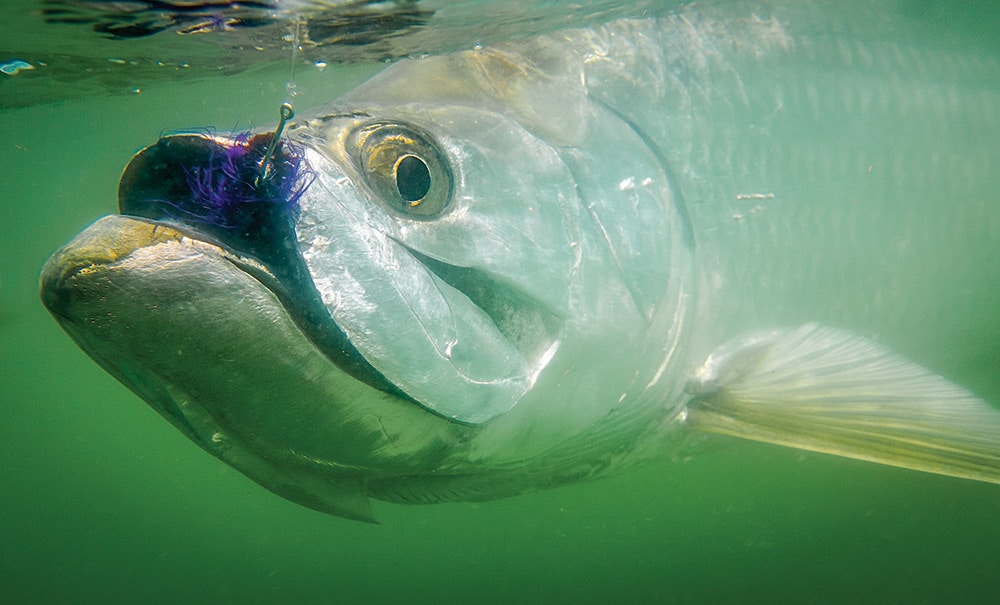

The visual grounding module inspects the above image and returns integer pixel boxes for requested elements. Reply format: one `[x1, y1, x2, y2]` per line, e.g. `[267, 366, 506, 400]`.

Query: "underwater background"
[3, 1, 1000, 603]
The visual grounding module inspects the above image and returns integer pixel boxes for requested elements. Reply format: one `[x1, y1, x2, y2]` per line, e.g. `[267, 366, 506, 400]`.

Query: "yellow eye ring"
[349, 121, 452, 218]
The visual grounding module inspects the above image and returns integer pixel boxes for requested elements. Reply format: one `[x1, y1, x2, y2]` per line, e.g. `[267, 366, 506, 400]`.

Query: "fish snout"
[39, 216, 185, 322]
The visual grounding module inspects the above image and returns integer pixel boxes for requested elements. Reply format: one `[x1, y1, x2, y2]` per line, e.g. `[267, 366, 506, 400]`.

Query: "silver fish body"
[40, 1, 1000, 521]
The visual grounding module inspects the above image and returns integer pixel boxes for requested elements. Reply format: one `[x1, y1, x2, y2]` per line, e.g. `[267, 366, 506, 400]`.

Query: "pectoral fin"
[684, 324, 1000, 483]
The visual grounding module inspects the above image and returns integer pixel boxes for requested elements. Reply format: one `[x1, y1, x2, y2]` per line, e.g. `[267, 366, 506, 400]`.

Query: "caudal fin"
[684, 324, 1000, 484]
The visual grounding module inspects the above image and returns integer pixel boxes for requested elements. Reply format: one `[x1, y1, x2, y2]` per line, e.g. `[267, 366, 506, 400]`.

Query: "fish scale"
[605, 8, 999, 344]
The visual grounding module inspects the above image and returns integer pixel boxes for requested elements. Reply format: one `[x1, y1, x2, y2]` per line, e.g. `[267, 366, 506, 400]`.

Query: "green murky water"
[3, 1, 999, 603]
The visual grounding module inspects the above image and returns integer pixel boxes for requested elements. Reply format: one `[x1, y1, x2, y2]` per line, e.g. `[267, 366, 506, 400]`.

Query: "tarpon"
[39, 1, 1000, 522]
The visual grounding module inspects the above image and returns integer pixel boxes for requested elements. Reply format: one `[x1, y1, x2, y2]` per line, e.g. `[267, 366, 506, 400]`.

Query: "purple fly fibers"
[171, 131, 315, 234]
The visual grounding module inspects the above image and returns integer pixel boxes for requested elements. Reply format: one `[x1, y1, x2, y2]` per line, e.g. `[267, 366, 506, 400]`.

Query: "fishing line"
[285, 15, 302, 102]
[257, 14, 304, 185]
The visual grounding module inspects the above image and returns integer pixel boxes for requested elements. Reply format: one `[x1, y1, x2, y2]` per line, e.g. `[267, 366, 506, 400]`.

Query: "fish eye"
[395, 154, 431, 203]
[350, 121, 452, 218]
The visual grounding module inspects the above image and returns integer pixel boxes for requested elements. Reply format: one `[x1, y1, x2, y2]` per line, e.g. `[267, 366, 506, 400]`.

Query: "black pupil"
[395, 155, 431, 203]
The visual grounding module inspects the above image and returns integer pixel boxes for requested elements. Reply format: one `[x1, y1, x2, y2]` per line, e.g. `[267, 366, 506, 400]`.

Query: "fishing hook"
[256, 102, 295, 186]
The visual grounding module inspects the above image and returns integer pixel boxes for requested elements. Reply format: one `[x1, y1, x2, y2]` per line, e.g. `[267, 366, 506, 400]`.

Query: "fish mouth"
[37, 131, 467, 521]
[111, 131, 406, 399]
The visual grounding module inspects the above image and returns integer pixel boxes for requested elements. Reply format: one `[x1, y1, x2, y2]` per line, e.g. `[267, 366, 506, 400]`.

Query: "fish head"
[39, 47, 694, 517]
